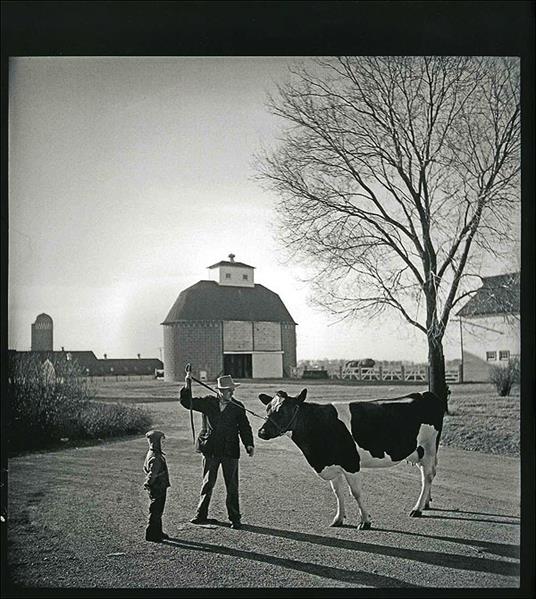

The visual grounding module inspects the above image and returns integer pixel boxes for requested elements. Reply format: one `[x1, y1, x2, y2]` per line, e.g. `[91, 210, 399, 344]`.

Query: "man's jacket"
[143, 449, 170, 497]
[179, 387, 254, 459]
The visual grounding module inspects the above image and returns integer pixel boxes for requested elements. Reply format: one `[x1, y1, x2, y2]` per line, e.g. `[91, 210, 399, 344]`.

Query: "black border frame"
[1, 2, 534, 597]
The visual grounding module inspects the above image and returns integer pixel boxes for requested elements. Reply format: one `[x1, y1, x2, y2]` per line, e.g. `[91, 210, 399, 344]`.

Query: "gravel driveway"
[6, 401, 521, 589]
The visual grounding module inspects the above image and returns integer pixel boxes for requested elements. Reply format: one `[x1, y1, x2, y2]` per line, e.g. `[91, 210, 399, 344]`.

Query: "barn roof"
[162, 280, 297, 324]
[207, 260, 255, 269]
[34, 313, 53, 323]
[27, 350, 99, 370]
[456, 272, 520, 317]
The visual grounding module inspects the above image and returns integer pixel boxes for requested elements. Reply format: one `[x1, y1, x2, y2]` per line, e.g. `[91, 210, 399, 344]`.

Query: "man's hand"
[246, 446, 255, 457]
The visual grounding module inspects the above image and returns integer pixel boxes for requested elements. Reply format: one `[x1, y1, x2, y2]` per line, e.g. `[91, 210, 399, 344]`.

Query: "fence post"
[458, 363, 463, 384]
[401, 364, 405, 381]
[378, 364, 383, 381]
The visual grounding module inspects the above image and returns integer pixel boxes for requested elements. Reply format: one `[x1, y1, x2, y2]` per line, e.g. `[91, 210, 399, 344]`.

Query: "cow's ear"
[297, 388, 308, 402]
[258, 393, 272, 405]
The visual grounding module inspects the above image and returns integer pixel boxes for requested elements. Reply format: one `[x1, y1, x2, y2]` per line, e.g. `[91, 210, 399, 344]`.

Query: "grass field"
[89, 379, 520, 457]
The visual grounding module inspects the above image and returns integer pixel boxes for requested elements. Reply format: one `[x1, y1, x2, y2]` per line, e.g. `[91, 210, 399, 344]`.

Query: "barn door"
[223, 354, 252, 378]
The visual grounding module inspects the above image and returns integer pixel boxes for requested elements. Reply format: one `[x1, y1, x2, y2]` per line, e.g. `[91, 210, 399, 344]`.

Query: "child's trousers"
[146, 489, 167, 540]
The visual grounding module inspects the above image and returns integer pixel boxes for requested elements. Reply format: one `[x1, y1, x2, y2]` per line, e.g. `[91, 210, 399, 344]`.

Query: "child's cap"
[146, 430, 165, 442]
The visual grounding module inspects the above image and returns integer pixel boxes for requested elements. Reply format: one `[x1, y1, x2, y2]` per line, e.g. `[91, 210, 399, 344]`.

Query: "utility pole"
[459, 318, 464, 383]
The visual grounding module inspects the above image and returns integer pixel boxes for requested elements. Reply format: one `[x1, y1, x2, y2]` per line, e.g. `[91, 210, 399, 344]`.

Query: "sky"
[8, 57, 519, 362]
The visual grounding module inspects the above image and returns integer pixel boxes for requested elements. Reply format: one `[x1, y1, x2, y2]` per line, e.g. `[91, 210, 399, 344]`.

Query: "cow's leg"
[329, 475, 346, 527]
[410, 451, 437, 517]
[423, 455, 438, 510]
[344, 472, 371, 530]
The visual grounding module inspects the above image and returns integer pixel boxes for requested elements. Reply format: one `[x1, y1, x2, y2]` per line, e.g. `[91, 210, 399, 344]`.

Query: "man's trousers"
[196, 456, 240, 523]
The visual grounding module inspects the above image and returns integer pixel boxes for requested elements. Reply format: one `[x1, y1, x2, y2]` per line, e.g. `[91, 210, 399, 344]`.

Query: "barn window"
[486, 351, 497, 361]
[499, 350, 510, 361]
[225, 273, 231, 279]
[242, 274, 248, 280]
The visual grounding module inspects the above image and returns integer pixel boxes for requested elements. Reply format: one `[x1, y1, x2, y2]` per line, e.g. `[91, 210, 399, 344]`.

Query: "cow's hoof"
[409, 510, 422, 518]
[330, 519, 343, 527]
[357, 521, 371, 530]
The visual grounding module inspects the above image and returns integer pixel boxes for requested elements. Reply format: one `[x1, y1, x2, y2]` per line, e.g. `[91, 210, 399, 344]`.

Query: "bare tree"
[256, 57, 520, 403]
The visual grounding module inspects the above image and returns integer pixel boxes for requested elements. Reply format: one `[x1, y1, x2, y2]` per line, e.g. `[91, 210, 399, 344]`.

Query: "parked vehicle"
[344, 358, 376, 369]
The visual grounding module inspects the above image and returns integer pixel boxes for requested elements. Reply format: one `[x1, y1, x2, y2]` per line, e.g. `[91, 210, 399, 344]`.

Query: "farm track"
[6, 381, 523, 590]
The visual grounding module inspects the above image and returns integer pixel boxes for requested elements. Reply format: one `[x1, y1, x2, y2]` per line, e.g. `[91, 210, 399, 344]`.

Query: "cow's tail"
[421, 390, 446, 451]
[434, 415, 444, 451]
[436, 387, 449, 416]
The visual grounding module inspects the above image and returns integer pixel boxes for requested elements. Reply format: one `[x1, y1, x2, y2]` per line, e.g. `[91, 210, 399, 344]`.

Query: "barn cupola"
[207, 254, 255, 288]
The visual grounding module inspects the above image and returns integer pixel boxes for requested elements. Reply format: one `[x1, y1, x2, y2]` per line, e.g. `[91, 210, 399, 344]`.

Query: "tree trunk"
[428, 338, 449, 413]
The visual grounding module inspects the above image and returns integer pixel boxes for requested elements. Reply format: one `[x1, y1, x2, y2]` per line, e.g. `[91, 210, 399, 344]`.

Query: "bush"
[7, 352, 152, 452]
[489, 356, 520, 396]
[78, 401, 152, 439]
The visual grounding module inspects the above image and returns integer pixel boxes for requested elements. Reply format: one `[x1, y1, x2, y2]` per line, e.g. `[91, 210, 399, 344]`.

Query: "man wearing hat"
[179, 373, 254, 529]
[143, 430, 171, 542]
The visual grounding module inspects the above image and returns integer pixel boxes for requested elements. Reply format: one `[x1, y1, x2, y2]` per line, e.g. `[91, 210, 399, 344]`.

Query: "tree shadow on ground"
[235, 524, 519, 577]
[162, 537, 418, 587]
[428, 507, 520, 519]
[372, 527, 520, 559]
[421, 513, 519, 526]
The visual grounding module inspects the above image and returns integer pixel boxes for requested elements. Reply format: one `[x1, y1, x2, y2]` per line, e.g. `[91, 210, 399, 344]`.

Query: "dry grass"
[90, 379, 520, 457]
[442, 389, 520, 456]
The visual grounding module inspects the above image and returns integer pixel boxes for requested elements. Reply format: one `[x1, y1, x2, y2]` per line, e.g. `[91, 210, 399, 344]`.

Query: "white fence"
[340, 364, 462, 383]
[86, 374, 156, 383]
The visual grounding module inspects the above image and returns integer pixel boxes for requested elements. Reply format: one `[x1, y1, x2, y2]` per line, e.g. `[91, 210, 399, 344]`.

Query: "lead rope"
[184, 374, 296, 435]
[185, 364, 195, 444]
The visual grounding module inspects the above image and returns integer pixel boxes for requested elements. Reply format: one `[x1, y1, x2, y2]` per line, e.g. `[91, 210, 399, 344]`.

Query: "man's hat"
[217, 375, 240, 390]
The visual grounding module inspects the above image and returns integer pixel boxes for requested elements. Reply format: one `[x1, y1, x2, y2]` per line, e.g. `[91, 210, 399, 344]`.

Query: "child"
[143, 430, 171, 542]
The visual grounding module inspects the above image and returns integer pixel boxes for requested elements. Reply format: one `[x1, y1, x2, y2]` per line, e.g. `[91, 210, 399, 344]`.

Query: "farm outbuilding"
[162, 255, 297, 381]
[457, 272, 520, 382]
[9, 350, 163, 377]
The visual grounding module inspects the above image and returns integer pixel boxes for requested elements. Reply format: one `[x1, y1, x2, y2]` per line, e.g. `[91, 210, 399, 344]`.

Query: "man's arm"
[179, 386, 213, 413]
[237, 409, 254, 456]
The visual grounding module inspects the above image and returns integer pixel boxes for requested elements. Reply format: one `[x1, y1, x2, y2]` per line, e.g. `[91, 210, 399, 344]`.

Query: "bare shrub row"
[7, 353, 152, 453]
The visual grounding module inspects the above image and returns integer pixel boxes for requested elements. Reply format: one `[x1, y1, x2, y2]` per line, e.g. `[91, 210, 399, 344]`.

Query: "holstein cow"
[257, 389, 446, 529]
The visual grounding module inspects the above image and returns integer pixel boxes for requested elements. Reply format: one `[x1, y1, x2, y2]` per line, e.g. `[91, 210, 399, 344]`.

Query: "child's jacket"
[143, 449, 171, 497]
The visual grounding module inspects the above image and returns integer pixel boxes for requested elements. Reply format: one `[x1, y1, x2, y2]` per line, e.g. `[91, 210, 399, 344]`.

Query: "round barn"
[162, 255, 297, 382]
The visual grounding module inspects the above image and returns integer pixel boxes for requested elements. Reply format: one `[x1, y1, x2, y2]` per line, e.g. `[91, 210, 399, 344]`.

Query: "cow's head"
[257, 389, 307, 440]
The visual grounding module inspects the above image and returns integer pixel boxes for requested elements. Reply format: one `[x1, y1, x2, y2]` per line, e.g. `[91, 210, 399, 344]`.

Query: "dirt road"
[6, 400, 521, 589]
